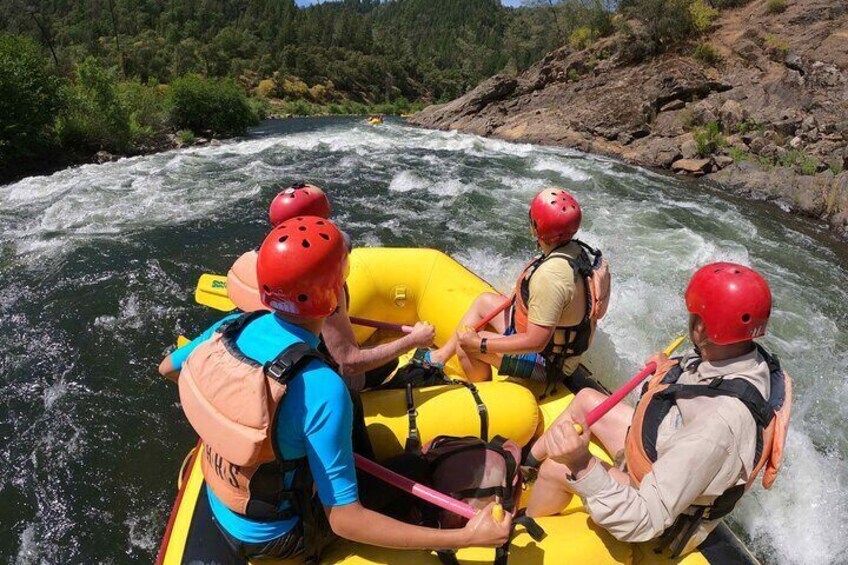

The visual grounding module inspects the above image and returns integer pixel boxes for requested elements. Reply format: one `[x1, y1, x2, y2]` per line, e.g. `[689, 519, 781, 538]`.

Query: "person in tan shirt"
[424, 188, 609, 384]
[526, 262, 791, 557]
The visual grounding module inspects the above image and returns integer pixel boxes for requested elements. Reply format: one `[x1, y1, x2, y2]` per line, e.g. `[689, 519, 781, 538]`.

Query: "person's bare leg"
[430, 293, 506, 365]
[526, 389, 634, 517]
[456, 330, 502, 382]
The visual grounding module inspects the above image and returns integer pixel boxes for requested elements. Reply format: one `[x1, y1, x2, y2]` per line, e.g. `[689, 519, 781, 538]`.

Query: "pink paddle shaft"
[349, 317, 407, 333]
[474, 296, 513, 332]
[354, 454, 476, 520]
[584, 362, 658, 427]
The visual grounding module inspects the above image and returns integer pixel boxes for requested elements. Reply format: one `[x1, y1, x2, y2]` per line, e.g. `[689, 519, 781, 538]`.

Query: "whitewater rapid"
[1, 117, 846, 564]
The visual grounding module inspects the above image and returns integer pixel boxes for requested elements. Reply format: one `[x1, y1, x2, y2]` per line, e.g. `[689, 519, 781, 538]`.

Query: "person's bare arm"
[158, 354, 180, 383]
[458, 321, 554, 356]
[323, 292, 434, 377]
[326, 501, 510, 550]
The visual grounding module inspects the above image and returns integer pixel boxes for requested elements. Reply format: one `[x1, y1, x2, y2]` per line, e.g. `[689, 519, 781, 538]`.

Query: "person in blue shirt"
[159, 217, 510, 561]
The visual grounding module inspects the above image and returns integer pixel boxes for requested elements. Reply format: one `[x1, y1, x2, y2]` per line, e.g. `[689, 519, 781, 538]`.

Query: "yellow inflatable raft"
[157, 248, 759, 564]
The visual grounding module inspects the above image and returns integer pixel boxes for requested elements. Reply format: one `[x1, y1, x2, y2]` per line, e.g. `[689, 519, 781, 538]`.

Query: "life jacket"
[510, 239, 610, 369]
[226, 249, 266, 312]
[178, 311, 333, 557]
[624, 345, 793, 557]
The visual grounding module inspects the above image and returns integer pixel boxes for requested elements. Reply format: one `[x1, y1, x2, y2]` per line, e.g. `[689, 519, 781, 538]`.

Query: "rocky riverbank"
[410, 0, 848, 239]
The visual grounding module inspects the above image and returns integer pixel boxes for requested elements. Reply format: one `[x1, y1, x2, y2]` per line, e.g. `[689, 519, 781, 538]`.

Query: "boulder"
[801, 115, 818, 132]
[748, 137, 768, 154]
[681, 137, 699, 159]
[772, 119, 799, 138]
[790, 136, 804, 149]
[714, 155, 734, 169]
[672, 158, 711, 174]
[660, 99, 686, 112]
[719, 100, 747, 129]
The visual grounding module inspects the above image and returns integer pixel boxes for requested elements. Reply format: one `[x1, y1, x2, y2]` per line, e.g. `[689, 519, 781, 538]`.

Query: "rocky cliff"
[410, 0, 848, 238]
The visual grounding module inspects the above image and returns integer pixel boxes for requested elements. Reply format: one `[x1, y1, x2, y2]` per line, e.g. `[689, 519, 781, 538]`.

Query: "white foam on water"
[388, 170, 428, 193]
[531, 155, 592, 182]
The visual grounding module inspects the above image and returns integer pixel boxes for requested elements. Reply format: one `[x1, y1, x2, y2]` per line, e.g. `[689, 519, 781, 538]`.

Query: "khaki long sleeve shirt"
[568, 348, 771, 550]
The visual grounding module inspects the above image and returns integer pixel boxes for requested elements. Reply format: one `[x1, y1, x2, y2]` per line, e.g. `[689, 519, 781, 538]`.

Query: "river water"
[1, 117, 846, 564]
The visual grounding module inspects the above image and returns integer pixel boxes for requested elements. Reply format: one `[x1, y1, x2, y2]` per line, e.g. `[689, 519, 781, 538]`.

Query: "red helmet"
[257, 216, 349, 318]
[685, 262, 772, 345]
[529, 188, 582, 246]
[268, 183, 331, 226]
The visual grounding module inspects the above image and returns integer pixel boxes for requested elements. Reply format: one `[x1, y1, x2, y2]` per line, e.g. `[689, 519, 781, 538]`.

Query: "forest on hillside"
[2, 0, 609, 105]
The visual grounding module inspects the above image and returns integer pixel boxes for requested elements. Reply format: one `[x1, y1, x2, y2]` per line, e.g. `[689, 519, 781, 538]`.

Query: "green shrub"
[621, 0, 697, 49]
[764, 34, 789, 59]
[118, 80, 167, 145]
[0, 34, 63, 165]
[177, 129, 196, 145]
[693, 121, 726, 156]
[57, 57, 133, 153]
[780, 149, 818, 175]
[569, 27, 596, 50]
[248, 97, 270, 121]
[689, 0, 719, 33]
[766, 0, 787, 14]
[692, 43, 722, 66]
[168, 74, 259, 136]
[728, 146, 749, 162]
[567, 67, 581, 82]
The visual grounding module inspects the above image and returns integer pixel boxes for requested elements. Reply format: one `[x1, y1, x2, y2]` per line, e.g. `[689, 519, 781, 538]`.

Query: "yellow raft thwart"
[158, 248, 759, 565]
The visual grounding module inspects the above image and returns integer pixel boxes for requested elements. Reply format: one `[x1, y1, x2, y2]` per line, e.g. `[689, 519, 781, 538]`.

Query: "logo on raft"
[211, 279, 227, 289]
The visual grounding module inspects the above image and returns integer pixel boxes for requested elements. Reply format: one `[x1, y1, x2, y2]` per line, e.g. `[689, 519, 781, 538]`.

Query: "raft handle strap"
[404, 383, 421, 453]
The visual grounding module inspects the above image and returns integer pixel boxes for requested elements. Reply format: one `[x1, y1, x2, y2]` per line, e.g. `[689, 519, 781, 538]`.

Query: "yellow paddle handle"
[492, 504, 505, 522]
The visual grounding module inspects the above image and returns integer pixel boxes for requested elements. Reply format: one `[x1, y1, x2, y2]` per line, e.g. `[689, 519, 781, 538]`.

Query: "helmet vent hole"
[317, 221, 325, 225]
[302, 239, 311, 248]
[733, 269, 741, 274]
[263, 285, 270, 292]
[562, 207, 567, 211]
[298, 294, 308, 302]
[278, 235, 288, 243]
[289, 193, 296, 198]
[741, 313, 751, 323]
[296, 217, 303, 221]
[319, 233, 329, 240]
[298, 226, 307, 231]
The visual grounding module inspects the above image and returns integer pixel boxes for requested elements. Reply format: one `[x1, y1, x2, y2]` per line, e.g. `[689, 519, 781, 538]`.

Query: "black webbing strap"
[447, 379, 489, 441]
[265, 342, 326, 385]
[657, 377, 775, 427]
[404, 383, 421, 453]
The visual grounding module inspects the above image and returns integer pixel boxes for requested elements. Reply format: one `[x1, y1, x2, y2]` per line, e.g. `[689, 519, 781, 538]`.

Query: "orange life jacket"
[624, 345, 792, 556]
[178, 312, 326, 520]
[510, 240, 610, 367]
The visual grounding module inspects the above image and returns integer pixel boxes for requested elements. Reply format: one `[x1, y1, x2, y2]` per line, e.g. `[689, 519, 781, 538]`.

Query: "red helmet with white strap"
[685, 262, 772, 345]
[268, 183, 331, 226]
[529, 188, 582, 246]
[257, 216, 348, 319]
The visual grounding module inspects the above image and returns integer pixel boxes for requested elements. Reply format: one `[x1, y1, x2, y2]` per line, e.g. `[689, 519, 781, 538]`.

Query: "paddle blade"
[195, 274, 236, 312]
[664, 335, 687, 356]
[177, 336, 191, 348]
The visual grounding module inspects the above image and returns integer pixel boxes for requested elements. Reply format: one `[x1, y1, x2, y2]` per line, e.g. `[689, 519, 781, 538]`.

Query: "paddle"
[354, 454, 504, 522]
[524, 335, 686, 467]
[573, 335, 687, 434]
[473, 295, 513, 332]
[194, 274, 410, 333]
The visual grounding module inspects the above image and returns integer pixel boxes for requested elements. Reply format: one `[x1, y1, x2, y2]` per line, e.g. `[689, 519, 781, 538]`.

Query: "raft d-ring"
[393, 285, 408, 307]
[177, 445, 199, 490]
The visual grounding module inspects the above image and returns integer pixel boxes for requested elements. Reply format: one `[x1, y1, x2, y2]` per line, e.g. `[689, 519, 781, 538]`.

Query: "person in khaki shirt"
[525, 262, 790, 557]
[422, 188, 608, 384]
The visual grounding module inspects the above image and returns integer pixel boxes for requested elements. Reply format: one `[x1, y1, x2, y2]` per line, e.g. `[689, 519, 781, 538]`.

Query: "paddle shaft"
[354, 454, 477, 520]
[474, 296, 512, 332]
[349, 316, 408, 333]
